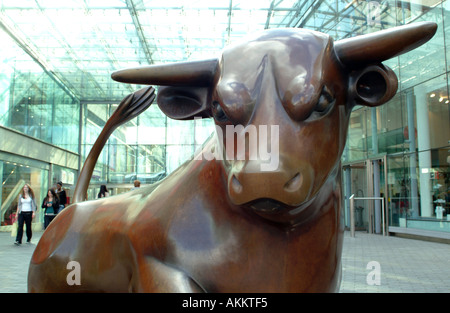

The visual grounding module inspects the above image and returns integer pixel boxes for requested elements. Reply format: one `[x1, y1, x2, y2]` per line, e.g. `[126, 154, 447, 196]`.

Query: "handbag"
[11, 221, 17, 237]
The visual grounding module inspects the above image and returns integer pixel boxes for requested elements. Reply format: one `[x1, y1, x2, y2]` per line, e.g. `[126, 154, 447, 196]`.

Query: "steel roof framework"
[0, 0, 442, 102]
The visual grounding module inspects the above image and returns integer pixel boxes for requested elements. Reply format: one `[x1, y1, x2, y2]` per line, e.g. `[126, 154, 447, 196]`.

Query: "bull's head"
[112, 22, 436, 225]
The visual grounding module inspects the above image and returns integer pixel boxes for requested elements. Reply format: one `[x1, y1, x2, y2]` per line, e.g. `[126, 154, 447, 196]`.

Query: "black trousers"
[16, 212, 33, 243]
[44, 215, 56, 229]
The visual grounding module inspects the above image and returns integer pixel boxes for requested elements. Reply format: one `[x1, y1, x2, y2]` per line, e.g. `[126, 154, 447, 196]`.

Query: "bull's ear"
[335, 21, 437, 107]
[156, 86, 213, 120]
[349, 64, 398, 107]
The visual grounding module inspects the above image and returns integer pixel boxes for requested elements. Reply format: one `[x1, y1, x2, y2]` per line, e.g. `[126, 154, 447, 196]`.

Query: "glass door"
[343, 156, 387, 234]
[343, 162, 368, 231]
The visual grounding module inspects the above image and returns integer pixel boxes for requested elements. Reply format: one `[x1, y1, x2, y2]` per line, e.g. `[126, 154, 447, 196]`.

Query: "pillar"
[371, 108, 381, 234]
[405, 90, 419, 218]
[414, 85, 433, 217]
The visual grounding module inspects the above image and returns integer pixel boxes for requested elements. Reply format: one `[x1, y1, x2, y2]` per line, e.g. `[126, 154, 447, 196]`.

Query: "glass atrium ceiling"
[0, 0, 442, 102]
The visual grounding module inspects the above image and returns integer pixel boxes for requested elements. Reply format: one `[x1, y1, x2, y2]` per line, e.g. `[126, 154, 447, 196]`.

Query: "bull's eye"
[212, 100, 229, 123]
[314, 86, 335, 115]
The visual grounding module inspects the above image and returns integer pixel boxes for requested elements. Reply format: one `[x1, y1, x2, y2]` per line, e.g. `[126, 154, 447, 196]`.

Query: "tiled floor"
[0, 231, 43, 293]
[1, 230, 449, 293]
[339, 231, 450, 293]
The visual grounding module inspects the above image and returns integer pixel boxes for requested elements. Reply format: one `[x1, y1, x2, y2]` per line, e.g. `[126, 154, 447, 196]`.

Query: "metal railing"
[0, 179, 25, 223]
[349, 195, 386, 237]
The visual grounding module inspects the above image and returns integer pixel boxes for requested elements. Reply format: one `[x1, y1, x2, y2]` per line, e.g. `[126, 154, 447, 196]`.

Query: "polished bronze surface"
[29, 22, 436, 292]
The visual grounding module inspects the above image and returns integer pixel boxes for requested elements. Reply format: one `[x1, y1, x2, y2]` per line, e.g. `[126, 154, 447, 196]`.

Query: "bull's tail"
[73, 86, 155, 203]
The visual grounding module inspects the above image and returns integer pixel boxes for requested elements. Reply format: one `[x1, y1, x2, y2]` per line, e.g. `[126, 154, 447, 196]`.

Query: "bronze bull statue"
[28, 22, 436, 292]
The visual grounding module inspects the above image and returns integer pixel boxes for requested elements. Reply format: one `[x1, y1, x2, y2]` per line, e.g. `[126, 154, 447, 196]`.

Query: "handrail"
[350, 194, 355, 237]
[349, 195, 386, 237]
[0, 179, 25, 223]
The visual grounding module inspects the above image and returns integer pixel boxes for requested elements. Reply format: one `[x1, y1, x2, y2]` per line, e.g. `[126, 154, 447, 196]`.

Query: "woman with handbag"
[14, 183, 37, 245]
[42, 189, 60, 229]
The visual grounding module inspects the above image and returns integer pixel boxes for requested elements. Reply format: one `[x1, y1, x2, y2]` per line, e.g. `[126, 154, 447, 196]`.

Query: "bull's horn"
[335, 21, 437, 67]
[111, 58, 219, 87]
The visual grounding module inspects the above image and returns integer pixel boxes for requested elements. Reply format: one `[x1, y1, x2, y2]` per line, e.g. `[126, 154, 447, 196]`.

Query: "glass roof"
[0, 0, 442, 102]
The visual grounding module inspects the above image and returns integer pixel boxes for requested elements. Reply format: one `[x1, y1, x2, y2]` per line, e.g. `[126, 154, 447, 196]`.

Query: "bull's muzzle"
[227, 160, 314, 208]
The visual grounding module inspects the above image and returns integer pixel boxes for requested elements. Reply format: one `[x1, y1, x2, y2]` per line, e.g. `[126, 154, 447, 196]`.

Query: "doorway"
[343, 156, 388, 235]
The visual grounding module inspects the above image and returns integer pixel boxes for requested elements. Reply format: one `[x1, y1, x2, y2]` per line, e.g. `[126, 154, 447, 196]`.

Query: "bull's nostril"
[284, 173, 303, 192]
[231, 175, 243, 194]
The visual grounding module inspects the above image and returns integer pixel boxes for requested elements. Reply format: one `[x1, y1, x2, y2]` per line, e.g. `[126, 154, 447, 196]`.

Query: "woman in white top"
[14, 184, 37, 245]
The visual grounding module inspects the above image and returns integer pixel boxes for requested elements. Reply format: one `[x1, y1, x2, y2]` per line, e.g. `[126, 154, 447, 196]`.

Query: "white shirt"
[21, 197, 33, 212]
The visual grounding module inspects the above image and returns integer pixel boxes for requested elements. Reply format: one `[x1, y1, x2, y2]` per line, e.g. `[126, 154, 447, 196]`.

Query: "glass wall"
[0, 23, 80, 229]
[81, 101, 215, 199]
[0, 153, 48, 227]
[343, 1, 450, 235]
[0, 25, 80, 153]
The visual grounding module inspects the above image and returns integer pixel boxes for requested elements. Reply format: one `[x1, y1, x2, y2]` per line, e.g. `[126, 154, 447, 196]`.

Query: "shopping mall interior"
[0, 0, 449, 240]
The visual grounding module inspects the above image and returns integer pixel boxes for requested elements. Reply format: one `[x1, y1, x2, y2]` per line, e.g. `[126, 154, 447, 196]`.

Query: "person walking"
[42, 189, 60, 229]
[14, 183, 37, 245]
[97, 185, 109, 198]
[56, 181, 67, 212]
